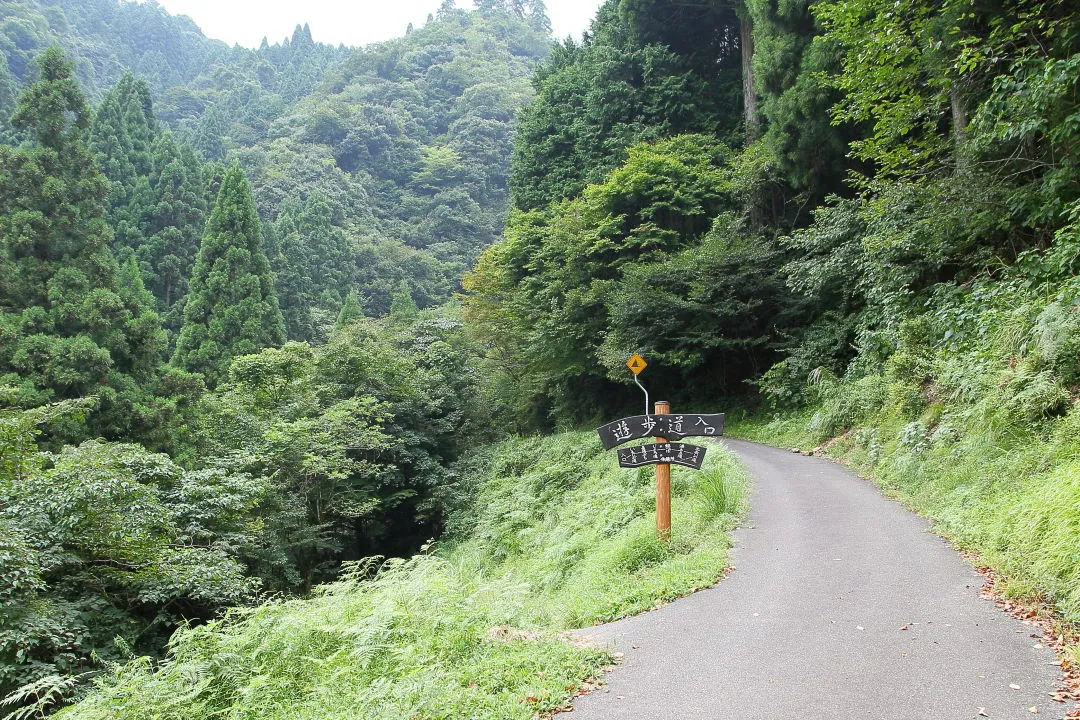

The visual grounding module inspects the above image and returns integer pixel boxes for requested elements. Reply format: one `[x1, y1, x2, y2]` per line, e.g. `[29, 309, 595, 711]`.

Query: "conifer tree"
[141, 133, 208, 322]
[270, 202, 314, 341]
[0, 47, 167, 440]
[0, 63, 17, 145]
[335, 291, 365, 329]
[299, 193, 349, 306]
[746, 0, 849, 197]
[173, 163, 285, 386]
[89, 77, 209, 323]
[525, 0, 551, 33]
[271, 192, 351, 342]
[90, 73, 159, 252]
[389, 280, 420, 324]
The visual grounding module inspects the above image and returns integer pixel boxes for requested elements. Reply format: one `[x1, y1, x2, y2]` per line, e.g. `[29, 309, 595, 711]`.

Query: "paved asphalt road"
[571, 439, 1064, 720]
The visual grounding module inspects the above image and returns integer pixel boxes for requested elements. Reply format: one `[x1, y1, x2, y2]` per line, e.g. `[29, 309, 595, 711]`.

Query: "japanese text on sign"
[617, 442, 707, 470]
[597, 413, 725, 450]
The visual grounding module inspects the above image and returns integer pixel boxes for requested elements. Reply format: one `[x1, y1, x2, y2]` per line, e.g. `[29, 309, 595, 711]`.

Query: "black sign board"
[617, 442, 707, 470]
[596, 413, 725, 450]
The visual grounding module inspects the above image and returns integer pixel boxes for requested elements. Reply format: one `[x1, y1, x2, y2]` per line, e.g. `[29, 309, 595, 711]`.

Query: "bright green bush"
[695, 459, 747, 519]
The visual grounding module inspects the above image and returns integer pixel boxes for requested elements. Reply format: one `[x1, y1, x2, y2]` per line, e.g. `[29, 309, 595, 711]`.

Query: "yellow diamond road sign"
[626, 354, 647, 375]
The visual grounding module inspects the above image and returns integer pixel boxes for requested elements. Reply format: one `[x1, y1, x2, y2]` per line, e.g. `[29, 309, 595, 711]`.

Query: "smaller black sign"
[597, 414, 725, 450]
[617, 442, 707, 470]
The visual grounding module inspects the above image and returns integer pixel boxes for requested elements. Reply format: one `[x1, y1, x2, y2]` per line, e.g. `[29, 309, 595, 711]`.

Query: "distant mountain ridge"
[0, 1, 350, 139]
[2, 0, 553, 325]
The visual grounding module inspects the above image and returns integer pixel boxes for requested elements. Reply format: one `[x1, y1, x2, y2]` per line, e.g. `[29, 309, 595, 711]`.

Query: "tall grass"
[695, 458, 748, 519]
[447, 434, 747, 627]
[63, 432, 747, 719]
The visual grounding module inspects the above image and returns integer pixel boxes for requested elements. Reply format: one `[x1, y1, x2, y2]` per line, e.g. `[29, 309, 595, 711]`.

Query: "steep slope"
[61, 433, 747, 719]
[4, 0, 555, 332]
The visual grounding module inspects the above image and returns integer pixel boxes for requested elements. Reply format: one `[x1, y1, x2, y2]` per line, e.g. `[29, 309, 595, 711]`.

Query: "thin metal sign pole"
[634, 373, 649, 416]
[654, 400, 671, 540]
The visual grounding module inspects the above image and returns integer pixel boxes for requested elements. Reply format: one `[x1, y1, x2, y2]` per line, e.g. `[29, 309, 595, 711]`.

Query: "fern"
[0, 674, 85, 720]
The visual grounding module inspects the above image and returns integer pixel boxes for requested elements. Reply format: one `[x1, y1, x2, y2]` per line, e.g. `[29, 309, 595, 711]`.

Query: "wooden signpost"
[596, 356, 724, 540]
[654, 400, 672, 539]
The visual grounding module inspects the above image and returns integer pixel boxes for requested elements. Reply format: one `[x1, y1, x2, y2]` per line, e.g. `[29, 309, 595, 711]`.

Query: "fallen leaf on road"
[977, 708, 988, 717]
[1029, 707, 1039, 714]
[900, 625, 909, 630]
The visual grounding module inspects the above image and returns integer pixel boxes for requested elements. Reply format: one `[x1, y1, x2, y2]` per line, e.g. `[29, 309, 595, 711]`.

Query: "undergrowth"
[62, 432, 747, 719]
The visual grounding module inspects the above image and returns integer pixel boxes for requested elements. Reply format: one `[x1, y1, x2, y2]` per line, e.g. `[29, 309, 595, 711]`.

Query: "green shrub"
[807, 374, 889, 441]
[1000, 368, 1070, 424]
[1014, 300, 1080, 391]
[883, 316, 936, 414]
[612, 529, 670, 573]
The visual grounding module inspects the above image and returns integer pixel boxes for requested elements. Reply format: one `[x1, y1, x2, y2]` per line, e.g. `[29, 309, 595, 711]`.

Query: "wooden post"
[654, 400, 671, 540]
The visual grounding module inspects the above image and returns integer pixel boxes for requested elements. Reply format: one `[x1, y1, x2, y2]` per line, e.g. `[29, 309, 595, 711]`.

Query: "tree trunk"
[950, 86, 969, 172]
[740, 13, 760, 142]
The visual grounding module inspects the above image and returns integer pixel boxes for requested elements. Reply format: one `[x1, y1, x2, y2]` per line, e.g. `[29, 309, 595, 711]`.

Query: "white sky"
[151, 0, 604, 48]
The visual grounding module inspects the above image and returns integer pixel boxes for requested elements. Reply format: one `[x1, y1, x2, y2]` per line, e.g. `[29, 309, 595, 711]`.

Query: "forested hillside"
[469, 0, 1079, 431]
[4, 0, 1080, 717]
[0, 1, 553, 713]
[2, 0, 551, 328]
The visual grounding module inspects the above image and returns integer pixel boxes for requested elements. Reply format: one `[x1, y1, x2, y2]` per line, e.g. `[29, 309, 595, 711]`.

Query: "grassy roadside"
[729, 406, 1080, 668]
[62, 432, 747, 720]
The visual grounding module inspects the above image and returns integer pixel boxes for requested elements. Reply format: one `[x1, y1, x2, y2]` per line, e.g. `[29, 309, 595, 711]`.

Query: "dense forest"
[2, 0, 1080, 716]
[0, 0, 550, 711]
[467, 0, 1080, 429]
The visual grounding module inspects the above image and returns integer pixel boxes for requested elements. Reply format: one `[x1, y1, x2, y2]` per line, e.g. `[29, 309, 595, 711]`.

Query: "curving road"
[572, 439, 1064, 720]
